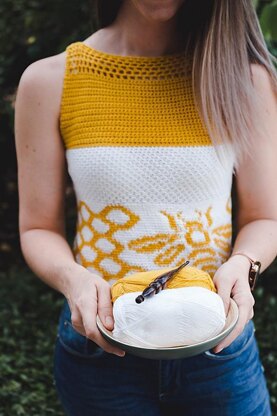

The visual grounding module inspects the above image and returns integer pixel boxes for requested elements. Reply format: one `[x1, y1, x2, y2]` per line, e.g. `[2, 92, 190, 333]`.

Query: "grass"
[0, 263, 277, 415]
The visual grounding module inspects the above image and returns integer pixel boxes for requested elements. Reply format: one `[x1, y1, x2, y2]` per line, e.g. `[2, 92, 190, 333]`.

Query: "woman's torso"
[59, 40, 235, 285]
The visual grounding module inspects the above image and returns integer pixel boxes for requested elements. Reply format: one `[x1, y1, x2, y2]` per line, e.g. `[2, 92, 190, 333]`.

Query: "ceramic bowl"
[96, 298, 239, 360]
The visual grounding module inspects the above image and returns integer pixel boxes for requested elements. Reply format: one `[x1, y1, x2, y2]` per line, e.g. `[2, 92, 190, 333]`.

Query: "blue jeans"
[53, 298, 271, 416]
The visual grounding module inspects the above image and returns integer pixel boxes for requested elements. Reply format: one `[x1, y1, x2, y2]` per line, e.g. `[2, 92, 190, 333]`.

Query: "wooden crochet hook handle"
[135, 260, 190, 304]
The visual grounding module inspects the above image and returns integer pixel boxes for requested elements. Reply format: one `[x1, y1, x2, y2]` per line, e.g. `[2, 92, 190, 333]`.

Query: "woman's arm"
[15, 55, 73, 294]
[213, 64, 277, 352]
[15, 56, 125, 356]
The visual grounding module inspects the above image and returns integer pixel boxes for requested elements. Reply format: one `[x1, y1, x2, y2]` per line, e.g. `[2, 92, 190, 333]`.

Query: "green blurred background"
[0, 0, 276, 414]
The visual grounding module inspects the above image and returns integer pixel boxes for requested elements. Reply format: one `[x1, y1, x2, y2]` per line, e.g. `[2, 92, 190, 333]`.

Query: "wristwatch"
[231, 252, 261, 292]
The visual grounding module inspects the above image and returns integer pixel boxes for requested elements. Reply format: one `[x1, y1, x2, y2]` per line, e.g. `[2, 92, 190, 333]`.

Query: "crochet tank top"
[60, 41, 235, 285]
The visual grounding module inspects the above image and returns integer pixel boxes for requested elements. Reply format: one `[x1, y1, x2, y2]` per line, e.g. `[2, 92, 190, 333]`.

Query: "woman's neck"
[94, 1, 185, 57]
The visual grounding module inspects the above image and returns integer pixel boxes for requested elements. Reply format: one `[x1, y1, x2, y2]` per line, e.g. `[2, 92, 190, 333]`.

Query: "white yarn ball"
[112, 287, 226, 347]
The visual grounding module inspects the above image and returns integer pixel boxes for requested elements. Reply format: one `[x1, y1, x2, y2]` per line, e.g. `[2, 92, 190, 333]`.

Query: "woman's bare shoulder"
[16, 50, 67, 118]
[250, 63, 276, 97]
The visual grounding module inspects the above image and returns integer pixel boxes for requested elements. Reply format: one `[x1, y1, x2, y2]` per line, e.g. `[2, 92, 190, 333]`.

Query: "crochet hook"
[135, 260, 190, 304]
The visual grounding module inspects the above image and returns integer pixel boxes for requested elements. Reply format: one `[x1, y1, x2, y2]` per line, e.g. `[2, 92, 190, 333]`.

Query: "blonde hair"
[95, 0, 277, 168]
[185, 0, 277, 168]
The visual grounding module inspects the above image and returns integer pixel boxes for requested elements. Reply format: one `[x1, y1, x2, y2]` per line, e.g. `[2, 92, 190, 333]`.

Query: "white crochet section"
[66, 145, 235, 281]
[66, 145, 235, 205]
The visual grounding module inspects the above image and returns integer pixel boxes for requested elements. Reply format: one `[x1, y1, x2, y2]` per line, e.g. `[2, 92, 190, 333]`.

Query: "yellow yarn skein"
[111, 266, 216, 304]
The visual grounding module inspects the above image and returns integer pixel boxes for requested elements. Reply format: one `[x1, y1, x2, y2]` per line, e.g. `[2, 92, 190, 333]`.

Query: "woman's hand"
[64, 264, 125, 357]
[212, 255, 255, 353]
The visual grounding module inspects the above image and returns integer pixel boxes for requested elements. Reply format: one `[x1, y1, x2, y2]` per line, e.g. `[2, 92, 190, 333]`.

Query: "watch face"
[249, 261, 261, 291]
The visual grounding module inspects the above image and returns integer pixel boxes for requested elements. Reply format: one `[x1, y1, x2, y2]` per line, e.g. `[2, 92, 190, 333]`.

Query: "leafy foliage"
[258, 0, 277, 42]
[0, 0, 276, 414]
[258, 0, 277, 56]
[0, 267, 64, 415]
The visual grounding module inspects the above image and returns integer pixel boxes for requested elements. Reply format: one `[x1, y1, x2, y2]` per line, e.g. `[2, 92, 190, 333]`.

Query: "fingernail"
[216, 347, 223, 353]
[116, 352, 125, 357]
[105, 316, 114, 327]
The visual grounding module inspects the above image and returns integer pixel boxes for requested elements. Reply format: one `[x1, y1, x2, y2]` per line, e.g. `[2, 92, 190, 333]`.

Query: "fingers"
[213, 306, 251, 353]
[71, 307, 87, 337]
[211, 262, 255, 354]
[213, 287, 255, 353]
[80, 299, 125, 357]
[96, 281, 114, 331]
[214, 276, 233, 316]
[69, 281, 125, 357]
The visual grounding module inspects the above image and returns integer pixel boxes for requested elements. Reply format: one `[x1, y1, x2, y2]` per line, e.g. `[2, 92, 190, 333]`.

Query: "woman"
[15, 0, 277, 415]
